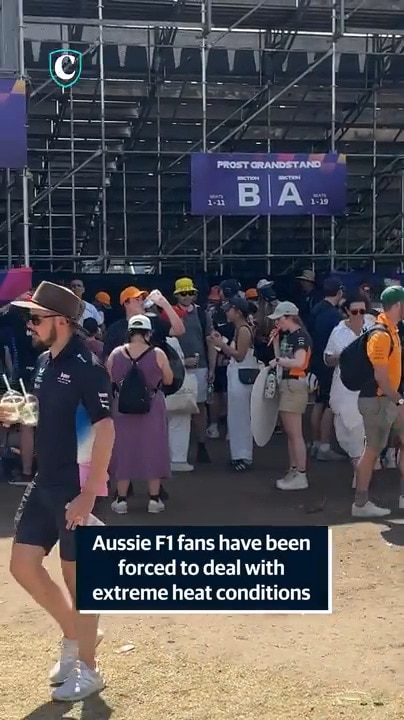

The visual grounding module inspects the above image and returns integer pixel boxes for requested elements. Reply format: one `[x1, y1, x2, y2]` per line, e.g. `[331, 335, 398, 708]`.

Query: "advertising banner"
[0, 79, 27, 169]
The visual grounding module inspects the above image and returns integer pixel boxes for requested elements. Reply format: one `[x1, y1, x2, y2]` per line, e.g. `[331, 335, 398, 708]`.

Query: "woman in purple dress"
[107, 314, 173, 514]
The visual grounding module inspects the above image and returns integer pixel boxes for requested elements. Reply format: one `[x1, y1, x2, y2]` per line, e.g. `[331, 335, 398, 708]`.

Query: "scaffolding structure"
[1, 0, 404, 275]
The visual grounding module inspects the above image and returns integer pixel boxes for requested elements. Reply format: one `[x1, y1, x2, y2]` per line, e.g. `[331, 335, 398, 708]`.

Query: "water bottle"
[206, 381, 215, 404]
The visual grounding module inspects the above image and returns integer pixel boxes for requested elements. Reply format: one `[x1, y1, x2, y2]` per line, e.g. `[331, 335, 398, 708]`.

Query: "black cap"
[219, 279, 241, 298]
[83, 317, 99, 335]
[323, 277, 344, 297]
[223, 297, 250, 316]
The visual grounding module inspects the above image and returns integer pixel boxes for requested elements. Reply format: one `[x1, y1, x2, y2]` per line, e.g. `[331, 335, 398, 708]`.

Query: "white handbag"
[165, 373, 199, 415]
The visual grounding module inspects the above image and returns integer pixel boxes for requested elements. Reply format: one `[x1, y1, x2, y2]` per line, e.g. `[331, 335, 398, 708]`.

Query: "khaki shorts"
[279, 378, 308, 415]
[358, 396, 404, 453]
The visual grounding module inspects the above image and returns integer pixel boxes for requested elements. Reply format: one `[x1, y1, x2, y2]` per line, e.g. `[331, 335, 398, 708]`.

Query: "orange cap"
[208, 285, 221, 301]
[119, 286, 147, 306]
[245, 288, 258, 300]
[95, 291, 111, 307]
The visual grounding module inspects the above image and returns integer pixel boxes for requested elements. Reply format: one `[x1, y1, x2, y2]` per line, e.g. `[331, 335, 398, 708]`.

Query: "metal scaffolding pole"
[266, 89, 271, 276]
[219, 216, 224, 275]
[17, 0, 30, 267]
[46, 140, 53, 272]
[311, 215, 316, 271]
[122, 161, 128, 258]
[371, 89, 377, 273]
[201, 0, 208, 273]
[70, 89, 77, 272]
[157, 88, 163, 274]
[330, 2, 337, 272]
[98, 0, 108, 272]
[6, 169, 12, 268]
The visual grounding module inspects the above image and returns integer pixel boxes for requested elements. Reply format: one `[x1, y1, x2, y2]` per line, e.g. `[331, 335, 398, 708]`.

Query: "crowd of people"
[1, 270, 404, 701]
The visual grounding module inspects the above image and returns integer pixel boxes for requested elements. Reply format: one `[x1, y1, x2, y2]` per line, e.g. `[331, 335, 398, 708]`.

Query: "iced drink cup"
[0, 390, 25, 424]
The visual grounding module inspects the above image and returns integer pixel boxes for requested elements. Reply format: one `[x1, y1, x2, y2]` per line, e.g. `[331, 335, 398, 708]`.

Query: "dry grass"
[0, 622, 403, 720]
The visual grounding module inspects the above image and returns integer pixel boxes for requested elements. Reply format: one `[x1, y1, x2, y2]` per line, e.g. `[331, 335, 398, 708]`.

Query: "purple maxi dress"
[109, 346, 171, 481]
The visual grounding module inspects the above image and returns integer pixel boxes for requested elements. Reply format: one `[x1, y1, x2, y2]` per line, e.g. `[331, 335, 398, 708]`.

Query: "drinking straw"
[19, 378, 29, 400]
[2, 374, 12, 393]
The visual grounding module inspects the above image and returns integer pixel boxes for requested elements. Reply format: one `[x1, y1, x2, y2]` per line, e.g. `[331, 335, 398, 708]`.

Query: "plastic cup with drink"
[0, 375, 39, 427]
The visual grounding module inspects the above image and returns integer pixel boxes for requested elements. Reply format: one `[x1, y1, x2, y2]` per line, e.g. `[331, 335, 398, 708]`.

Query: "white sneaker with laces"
[51, 661, 105, 702]
[351, 501, 391, 518]
[49, 630, 104, 686]
[171, 462, 194, 472]
[276, 471, 309, 491]
[111, 498, 128, 514]
[148, 498, 165, 514]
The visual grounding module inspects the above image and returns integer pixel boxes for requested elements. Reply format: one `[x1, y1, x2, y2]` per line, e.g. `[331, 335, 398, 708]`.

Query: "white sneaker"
[207, 425, 220, 439]
[276, 471, 309, 491]
[51, 661, 105, 702]
[171, 462, 194, 472]
[399, 495, 404, 510]
[383, 449, 397, 469]
[49, 630, 104, 686]
[351, 501, 391, 518]
[276, 468, 296, 484]
[148, 498, 165, 514]
[111, 498, 128, 514]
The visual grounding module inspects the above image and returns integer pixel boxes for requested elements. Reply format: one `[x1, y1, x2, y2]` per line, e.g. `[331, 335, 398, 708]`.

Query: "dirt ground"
[0, 435, 403, 720]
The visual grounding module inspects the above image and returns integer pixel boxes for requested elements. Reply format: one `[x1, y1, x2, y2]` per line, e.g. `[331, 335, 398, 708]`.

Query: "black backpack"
[159, 340, 185, 396]
[339, 324, 394, 392]
[116, 347, 156, 415]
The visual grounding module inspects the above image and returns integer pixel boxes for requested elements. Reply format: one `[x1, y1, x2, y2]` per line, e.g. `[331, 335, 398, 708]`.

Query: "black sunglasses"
[178, 291, 196, 297]
[29, 313, 61, 326]
[349, 309, 366, 316]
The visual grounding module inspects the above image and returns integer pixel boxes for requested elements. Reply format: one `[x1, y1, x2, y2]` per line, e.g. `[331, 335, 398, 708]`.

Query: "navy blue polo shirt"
[32, 334, 112, 488]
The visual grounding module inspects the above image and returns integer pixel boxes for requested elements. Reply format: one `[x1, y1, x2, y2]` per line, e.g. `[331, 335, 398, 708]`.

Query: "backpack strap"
[123, 346, 153, 365]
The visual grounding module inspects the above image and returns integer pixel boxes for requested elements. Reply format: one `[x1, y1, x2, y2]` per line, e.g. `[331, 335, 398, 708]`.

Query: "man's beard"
[32, 324, 57, 350]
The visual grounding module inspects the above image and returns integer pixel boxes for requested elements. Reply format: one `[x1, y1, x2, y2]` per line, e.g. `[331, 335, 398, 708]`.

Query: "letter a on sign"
[278, 182, 303, 207]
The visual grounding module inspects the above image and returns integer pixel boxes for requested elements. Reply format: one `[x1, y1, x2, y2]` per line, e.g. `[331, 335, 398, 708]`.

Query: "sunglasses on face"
[178, 292, 196, 297]
[29, 313, 60, 326]
[349, 309, 366, 316]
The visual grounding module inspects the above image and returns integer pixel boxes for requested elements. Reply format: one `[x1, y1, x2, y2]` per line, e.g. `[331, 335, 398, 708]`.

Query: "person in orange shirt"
[354, 285, 404, 519]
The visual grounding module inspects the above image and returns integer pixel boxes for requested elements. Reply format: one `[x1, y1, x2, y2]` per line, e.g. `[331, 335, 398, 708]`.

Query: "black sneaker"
[196, 443, 211, 464]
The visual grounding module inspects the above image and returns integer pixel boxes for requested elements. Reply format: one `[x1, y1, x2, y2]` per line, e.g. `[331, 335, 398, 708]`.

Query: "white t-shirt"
[80, 301, 103, 326]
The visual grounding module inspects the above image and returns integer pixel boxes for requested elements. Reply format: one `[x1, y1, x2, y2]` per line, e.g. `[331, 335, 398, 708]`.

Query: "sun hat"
[268, 301, 299, 320]
[128, 314, 152, 332]
[119, 286, 147, 306]
[173, 277, 198, 295]
[11, 281, 81, 320]
[296, 270, 315, 283]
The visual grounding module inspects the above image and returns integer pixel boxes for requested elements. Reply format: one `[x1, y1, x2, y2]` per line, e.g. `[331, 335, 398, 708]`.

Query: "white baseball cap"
[268, 301, 299, 320]
[128, 314, 152, 331]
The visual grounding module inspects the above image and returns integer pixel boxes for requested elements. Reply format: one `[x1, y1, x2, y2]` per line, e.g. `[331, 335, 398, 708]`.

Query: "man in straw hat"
[4, 281, 114, 701]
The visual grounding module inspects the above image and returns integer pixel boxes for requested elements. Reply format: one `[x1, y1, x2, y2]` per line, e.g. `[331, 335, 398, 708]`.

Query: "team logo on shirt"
[57, 372, 71, 385]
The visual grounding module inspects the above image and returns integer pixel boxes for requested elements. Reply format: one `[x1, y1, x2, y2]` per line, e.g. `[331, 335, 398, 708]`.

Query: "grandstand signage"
[191, 152, 346, 216]
[0, 79, 27, 169]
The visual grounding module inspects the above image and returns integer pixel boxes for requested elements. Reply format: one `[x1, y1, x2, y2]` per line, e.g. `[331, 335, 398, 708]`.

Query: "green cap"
[380, 284, 404, 308]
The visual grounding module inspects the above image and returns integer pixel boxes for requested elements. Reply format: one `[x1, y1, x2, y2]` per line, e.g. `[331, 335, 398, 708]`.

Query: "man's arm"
[367, 331, 401, 403]
[80, 362, 115, 496]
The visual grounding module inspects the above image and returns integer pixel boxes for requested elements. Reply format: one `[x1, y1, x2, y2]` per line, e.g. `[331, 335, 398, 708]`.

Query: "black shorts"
[14, 478, 81, 562]
[315, 372, 332, 407]
[213, 366, 228, 394]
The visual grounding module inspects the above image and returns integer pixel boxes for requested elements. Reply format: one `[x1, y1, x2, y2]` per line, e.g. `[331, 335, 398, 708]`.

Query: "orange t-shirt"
[366, 312, 401, 395]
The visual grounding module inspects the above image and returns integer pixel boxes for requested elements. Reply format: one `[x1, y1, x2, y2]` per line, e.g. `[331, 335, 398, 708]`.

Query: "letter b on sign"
[238, 183, 260, 207]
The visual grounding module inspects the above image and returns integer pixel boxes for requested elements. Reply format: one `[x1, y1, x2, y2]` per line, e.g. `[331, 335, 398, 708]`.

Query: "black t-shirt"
[211, 306, 234, 343]
[279, 327, 311, 379]
[103, 315, 171, 358]
[32, 335, 112, 487]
